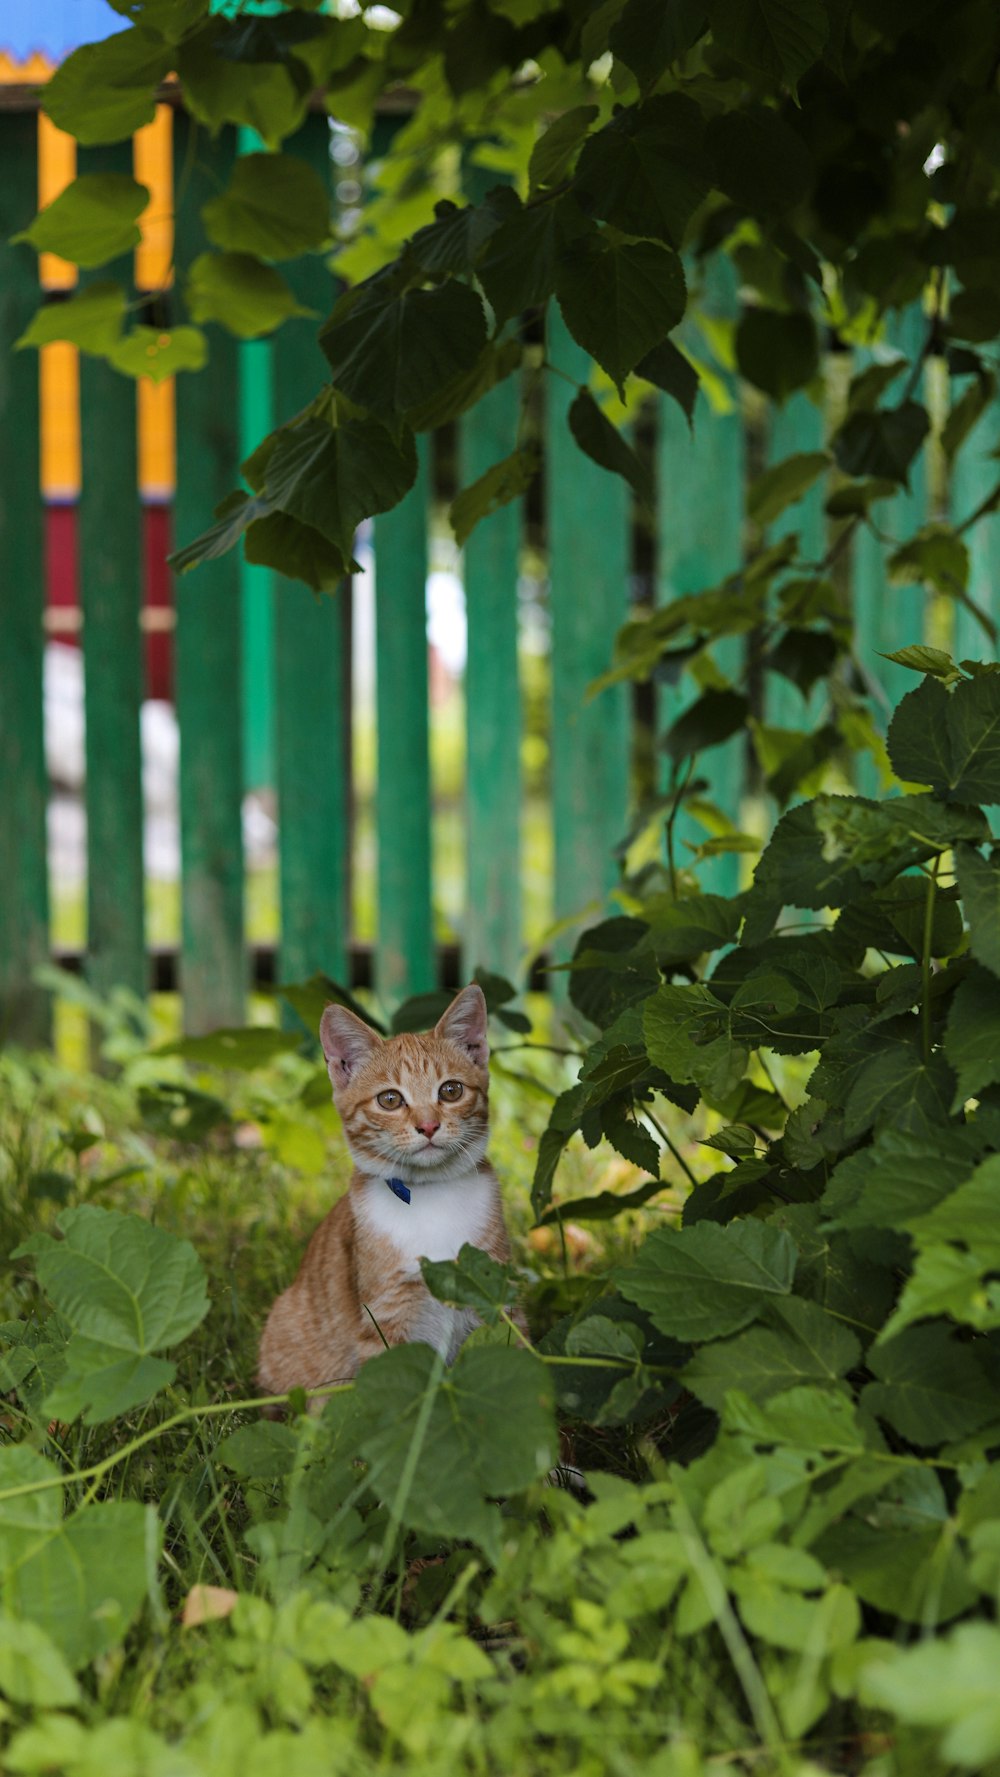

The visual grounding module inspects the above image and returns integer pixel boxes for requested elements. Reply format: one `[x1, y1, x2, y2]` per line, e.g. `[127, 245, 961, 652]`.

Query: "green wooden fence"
[0, 103, 991, 1043]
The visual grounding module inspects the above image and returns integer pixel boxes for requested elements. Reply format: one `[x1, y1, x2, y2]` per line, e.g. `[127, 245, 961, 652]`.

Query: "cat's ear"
[319, 1003, 382, 1089]
[435, 984, 489, 1068]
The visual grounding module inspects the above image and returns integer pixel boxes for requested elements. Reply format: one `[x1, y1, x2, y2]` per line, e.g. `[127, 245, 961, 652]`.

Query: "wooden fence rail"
[1, 101, 995, 1043]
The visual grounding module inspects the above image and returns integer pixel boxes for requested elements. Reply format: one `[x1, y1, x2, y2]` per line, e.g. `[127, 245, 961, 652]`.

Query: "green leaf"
[420, 1243, 522, 1325]
[880, 645, 960, 682]
[321, 279, 488, 421]
[600, 1099, 661, 1173]
[708, 0, 828, 86]
[0, 1615, 80, 1708]
[825, 476, 898, 517]
[724, 1383, 867, 1453]
[16, 283, 127, 356]
[157, 1025, 302, 1068]
[956, 844, 1000, 973]
[889, 524, 969, 598]
[905, 1155, 1000, 1266]
[832, 401, 929, 486]
[662, 688, 750, 761]
[476, 197, 569, 325]
[882, 1245, 1000, 1341]
[43, 29, 170, 144]
[15, 1206, 208, 1424]
[945, 965, 1000, 1106]
[635, 336, 699, 426]
[610, 0, 708, 87]
[860, 1624, 1000, 1766]
[216, 1420, 300, 1480]
[14, 174, 149, 269]
[168, 489, 266, 576]
[706, 106, 813, 220]
[538, 1176, 670, 1226]
[742, 793, 989, 946]
[528, 105, 598, 192]
[568, 390, 652, 505]
[556, 233, 686, 394]
[862, 1324, 996, 1447]
[616, 1217, 796, 1341]
[0, 1449, 156, 1667]
[107, 324, 207, 382]
[814, 1517, 976, 1626]
[682, 1296, 859, 1411]
[846, 359, 907, 415]
[450, 443, 540, 546]
[353, 1343, 556, 1560]
[201, 152, 331, 259]
[647, 890, 744, 963]
[260, 414, 418, 557]
[245, 509, 352, 591]
[942, 369, 995, 462]
[644, 982, 748, 1100]
[888, 673, 1000, 803]
[185, 251, 310, 338]
[177, 23, 311, 148]
[736, 309, 819, 402]
[406, 337, 522, 434]
[574, 95, 710, 248]
[747, 452, 830, 527]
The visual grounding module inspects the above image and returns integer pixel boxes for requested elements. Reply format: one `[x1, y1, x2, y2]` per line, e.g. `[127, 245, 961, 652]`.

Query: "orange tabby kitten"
[258, 984, 518, 1407]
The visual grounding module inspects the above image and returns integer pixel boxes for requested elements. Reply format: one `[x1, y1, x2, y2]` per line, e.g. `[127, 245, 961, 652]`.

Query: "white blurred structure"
[44, 642, 277, 887]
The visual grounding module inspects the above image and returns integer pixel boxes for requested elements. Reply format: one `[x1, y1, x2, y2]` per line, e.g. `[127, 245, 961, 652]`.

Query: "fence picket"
[272, 113, 350, 990]
[546, 310, 631, 943]
[460, 372, 523, 982]
[374, 439, 435, 1002]
[0, 113, 49, 1044]
[657, 258, 745, 895]
[172, 117, 245, 1033]
[853, 308, 929, 719]
[949, 379, 1000, 665]
[78, 140, 145, 1010]
[765, 389, 827, 737]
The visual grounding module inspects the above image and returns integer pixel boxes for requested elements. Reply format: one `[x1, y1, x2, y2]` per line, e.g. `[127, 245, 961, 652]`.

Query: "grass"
[0, 1015, 856, 1776]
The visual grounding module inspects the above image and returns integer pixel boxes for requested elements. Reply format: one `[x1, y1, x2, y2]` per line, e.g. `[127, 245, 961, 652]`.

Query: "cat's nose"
[416, 1120, 441, 1139]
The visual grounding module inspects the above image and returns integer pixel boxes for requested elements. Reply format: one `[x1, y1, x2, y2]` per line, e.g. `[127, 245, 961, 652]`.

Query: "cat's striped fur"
[257, 985, 517, 1408]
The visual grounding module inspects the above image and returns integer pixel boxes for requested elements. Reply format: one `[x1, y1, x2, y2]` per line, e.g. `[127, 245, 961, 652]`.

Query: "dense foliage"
[9, 1, 1000, 1770]
[16, 0, 1000, 603]
[5, 656, 1000, 1770]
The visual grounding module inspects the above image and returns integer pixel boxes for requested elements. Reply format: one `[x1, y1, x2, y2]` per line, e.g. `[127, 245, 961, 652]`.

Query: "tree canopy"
[18, 0, 1000, 603]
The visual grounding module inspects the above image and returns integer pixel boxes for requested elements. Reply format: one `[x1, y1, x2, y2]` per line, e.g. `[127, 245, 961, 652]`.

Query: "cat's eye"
[376, 1089, 404, 1110]
[439, 1080, 464, 1102]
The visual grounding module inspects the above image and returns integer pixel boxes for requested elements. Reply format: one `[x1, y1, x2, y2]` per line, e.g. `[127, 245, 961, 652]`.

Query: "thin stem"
[921, 853, 941, 1065]
[644, 1108, 698, 1189]
[955, 475, 1000, 537]
[755, 1049, 790, 1113]
[0, 1385, 350, 1506]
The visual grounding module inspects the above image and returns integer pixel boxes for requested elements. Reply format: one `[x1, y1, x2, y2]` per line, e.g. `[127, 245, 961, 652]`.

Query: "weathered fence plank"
[853, 308, 929, 718]
[78, 139, 145, 1009]
[949, 379, 1000, 666]
[172, 117, 245, 1032]
[374, 439, 435, 1001]
[460, 371, 523, 982]
[240, 338, 275, 792]
[657, 258, 745, 894]
[546, 309, 631, 938]
[766, 389, 827, 737]
[272, 113, 349, 989]
[0, 113, 50, 1045]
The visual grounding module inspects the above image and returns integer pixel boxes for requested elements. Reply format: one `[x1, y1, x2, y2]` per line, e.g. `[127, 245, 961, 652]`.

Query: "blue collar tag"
[386, 1177, 411, 1204]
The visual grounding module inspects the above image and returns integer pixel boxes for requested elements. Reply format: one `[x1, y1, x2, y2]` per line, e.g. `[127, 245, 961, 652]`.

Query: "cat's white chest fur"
[356, 1172, 490, 1363]
[356, 1171, 491, 1271]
